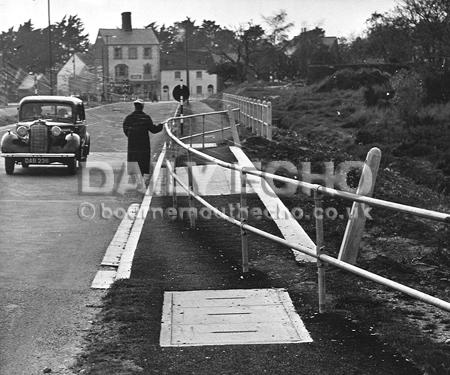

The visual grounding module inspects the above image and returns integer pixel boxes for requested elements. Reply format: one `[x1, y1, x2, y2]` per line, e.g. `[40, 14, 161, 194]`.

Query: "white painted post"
[227, 105, 241, 147]
[262, 101, 267, 139]
[338, 147, 382, 264]
[257, 99, 262, 137]
[267, 102, 272, 140]
[240, 168, 249, 273]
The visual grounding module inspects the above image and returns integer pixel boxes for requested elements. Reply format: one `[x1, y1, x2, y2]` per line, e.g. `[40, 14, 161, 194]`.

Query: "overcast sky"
[0, 0, 398, 42]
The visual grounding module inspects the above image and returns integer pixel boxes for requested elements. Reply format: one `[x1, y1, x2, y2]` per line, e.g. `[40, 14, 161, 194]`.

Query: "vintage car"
[1, 95, 90, 174]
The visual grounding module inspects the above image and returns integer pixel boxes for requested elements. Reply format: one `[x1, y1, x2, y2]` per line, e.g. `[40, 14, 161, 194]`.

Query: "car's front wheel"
[67, 158, 78, 175]
[5, 157, 15, 175]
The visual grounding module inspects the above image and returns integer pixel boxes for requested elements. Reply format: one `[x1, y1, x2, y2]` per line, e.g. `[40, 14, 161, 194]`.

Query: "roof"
[322, 36, 338, 48]
[19, 95, 84, 105]
[98, 28, 159, 45]
[161, 50, 214, 70]
[76, 52, 96, 66]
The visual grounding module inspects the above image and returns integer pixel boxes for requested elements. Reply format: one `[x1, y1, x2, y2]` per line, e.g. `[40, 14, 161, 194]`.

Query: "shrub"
[390, 69, 424, 125]
[422, 70, 450, 104]
[363, 85, 393, 107]
[316, 68, 391, 92]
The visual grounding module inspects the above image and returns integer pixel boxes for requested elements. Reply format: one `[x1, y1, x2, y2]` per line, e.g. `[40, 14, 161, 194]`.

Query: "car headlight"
[17, 126, 28, 137]
[51, 126, 62, 136]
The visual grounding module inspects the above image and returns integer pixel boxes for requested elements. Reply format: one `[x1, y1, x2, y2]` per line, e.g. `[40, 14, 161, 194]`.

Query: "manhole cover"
[160, 288, 312, 347]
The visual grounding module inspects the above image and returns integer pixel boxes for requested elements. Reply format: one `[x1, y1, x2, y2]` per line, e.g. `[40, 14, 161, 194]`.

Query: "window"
[196, 71, 202, 79]
[174, 71, 181, 79]
[115, 64, 129, 79]
[207, 84, 214, 94]
[196, 85, 203, 95]
[128, 47, 137, 59]
[113, 47, 122, 59]
[143, 47, 152, 59]
[143, 63, 152, 77]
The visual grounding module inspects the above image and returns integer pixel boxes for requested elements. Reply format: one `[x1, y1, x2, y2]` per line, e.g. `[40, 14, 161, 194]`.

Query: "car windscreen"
[19, 102, 74, 123]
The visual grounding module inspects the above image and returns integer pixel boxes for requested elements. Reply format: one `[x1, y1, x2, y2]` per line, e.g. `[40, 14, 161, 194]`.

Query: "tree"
[263, 10, 294, 45]
[290, 27, 336, 78]
[0, 15, 89, 74]
[364, 12, 413, 63]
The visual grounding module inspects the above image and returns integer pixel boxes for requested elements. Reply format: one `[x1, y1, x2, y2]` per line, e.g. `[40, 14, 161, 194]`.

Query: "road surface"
[0, 101, 177, 374]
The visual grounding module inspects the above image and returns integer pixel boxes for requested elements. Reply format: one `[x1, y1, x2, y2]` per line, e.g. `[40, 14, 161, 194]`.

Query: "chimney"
[122, 12, 132, 32]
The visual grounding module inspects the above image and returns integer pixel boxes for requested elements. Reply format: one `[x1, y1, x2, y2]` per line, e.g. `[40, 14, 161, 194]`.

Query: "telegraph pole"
[47, 0, 53, 94]
[184, 19, 190, 96]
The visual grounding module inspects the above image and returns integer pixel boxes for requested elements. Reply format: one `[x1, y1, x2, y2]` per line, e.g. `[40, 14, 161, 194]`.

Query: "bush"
[390, 69, 424, 125]
[363, 85, 393, 107]
[422, 70, 450, 104]
[316, 68, 391, 92]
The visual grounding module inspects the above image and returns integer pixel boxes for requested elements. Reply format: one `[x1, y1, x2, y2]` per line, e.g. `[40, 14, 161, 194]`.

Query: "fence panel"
[223, 93, 272, 140]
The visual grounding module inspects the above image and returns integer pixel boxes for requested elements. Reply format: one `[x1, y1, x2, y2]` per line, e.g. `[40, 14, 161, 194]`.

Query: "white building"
[94, 12, 160, 100]
[56, 53, 97, 97]
[160, 51, 217, 101]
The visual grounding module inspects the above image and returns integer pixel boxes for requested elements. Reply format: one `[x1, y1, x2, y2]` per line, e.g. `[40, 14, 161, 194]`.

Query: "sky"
[0, 0, 399, 42]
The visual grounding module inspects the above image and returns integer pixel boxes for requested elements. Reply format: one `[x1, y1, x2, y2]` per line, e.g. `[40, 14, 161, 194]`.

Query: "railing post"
[240, 168, 249, 273]
[189, 117, 193, 148]
[227, 105, 241, 147]
[171, 159, 178, 210]
[257, 99, 262, 137]
[338, 147, 381, 264]
[187, 151, 196, 229]
[267, 101, 272, 141]
[314, 189, 326, 313]
[202, 114, 205, 149]
[220, 113, 224, 141]
[262, 101, 267, 139]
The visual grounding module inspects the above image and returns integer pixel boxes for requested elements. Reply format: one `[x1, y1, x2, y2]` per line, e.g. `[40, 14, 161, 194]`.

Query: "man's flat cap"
[134, 99, 144, 104]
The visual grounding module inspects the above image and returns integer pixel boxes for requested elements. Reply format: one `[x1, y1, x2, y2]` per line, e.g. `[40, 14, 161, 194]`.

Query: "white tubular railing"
[162, 112, 450, 313]
[223, 93, 272, 140]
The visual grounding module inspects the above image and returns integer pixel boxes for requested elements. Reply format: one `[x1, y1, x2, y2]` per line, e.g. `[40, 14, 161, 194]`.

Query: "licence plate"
[24, 157, 50, 164]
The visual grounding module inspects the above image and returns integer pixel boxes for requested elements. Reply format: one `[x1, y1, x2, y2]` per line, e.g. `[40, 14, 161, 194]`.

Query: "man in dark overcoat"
[123, 99, 163, 183]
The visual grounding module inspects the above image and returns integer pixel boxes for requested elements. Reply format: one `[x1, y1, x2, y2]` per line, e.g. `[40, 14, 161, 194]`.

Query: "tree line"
[0, 0, 448, 85]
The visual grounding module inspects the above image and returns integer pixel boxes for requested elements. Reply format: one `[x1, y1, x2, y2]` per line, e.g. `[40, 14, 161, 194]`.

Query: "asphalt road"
[0, 101, 178, 374]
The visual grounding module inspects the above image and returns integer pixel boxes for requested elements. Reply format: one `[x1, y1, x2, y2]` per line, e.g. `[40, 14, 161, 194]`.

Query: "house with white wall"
[56, 53, 97, 97]
[160, 50, 217, 101]
[93, 12, 160, 100]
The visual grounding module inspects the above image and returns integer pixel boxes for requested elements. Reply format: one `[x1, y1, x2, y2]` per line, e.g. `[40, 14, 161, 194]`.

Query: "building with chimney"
[94, 12, 160, 100]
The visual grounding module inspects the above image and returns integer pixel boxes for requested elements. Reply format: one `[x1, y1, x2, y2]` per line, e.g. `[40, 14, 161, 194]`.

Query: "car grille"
[30, 123, 49, 153]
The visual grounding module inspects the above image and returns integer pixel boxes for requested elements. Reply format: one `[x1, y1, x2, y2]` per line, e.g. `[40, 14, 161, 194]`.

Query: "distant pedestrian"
[123, 99, 163, 185]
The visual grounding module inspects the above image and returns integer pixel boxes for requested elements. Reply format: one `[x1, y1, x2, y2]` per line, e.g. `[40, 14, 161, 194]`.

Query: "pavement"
[82, 101, 422, 374]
